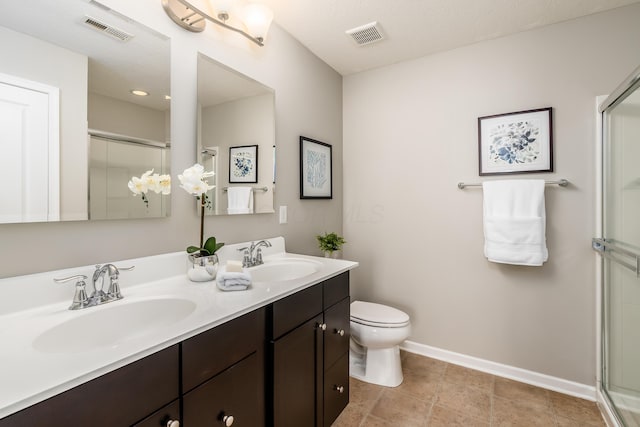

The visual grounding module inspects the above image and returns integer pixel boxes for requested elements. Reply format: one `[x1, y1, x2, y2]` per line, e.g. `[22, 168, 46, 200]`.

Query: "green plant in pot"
[179, 164, 225, 282]
[316, 232, 346, 258]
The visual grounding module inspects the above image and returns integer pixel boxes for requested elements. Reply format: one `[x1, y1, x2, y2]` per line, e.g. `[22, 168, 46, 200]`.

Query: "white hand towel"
[227, 187, 254, 214]
[482, 179, 548, 266]
[216, 266, 252, 291]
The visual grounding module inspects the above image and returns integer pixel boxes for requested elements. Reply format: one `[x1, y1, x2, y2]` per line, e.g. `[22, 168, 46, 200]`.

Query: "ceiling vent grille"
[346, 21, 384, 46]
[83, 16, 133, 42]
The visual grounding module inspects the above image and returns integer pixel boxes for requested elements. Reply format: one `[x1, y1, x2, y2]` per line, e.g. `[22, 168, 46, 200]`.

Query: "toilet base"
[349, 345, 403, 387]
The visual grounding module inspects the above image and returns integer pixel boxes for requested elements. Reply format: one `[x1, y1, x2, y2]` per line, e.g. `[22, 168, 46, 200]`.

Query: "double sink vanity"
[0, 237, 358, 426]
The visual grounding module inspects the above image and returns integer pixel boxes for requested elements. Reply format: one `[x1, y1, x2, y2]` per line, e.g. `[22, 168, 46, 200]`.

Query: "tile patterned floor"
[333, 351, 606, 427]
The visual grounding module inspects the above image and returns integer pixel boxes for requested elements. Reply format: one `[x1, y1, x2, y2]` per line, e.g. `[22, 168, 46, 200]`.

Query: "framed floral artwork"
[229, 145, 258, 183]
[300, 136, 332, 199]
[478, 107, 553, 176]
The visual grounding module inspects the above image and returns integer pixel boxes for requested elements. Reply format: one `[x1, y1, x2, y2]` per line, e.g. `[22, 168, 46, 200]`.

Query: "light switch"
[279, 206, 287, 224]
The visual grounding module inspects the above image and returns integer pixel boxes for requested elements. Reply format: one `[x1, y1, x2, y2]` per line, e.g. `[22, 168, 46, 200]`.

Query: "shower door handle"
[592, 238, 640, 277]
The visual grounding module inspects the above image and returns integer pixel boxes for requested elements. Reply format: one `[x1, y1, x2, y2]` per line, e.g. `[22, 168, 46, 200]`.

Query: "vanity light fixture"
[161, 0, 273, 46]
[130, 89, 149, 96]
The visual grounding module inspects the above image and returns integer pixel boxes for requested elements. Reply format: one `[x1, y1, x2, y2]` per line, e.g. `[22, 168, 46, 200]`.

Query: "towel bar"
[223, 186, 269, 192]
[457, 179, 569, 189]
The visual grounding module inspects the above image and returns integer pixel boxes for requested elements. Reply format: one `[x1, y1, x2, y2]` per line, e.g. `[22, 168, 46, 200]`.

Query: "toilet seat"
[350, 301, 410, 328]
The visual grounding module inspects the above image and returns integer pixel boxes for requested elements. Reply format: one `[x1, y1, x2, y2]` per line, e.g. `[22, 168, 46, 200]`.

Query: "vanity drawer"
[183, 352, 264, 427]
[323, 353, 349, 427]
[0, 345, 179, 427]
[133, 399, 180, 427]
[182, 308, 265, 392]
[323, 272, 349, 309]
[324, 297, 350, 370]
[270, 283, 323, 339]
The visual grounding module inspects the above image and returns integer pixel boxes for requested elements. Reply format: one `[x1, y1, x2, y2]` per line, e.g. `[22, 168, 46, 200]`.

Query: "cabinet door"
[323, 297, 350, 371]
[323, 354, 349, 427]
[271, 314, 323, 427]
[183, 352, 263, 427]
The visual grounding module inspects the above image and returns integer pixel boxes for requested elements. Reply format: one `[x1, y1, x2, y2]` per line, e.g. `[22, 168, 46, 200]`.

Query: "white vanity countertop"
[0, 237, 358, 419]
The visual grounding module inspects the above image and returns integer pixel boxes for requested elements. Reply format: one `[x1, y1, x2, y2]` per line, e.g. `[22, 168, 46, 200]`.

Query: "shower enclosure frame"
[596, 64, 640, 427]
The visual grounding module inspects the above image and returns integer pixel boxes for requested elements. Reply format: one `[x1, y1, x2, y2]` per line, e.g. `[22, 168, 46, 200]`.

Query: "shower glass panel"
[602, 72, 640, 427]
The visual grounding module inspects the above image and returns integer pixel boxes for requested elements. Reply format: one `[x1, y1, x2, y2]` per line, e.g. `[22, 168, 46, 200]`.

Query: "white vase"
[324, 250, 340, 259]
[187, 253, 219, 282]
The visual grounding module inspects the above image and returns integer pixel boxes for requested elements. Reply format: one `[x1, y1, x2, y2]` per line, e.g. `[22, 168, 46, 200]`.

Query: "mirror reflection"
[0, 0, 171, 223]
[197, 53, 275, 215]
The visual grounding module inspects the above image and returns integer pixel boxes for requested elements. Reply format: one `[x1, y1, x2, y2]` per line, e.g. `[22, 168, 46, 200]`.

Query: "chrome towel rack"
[223, 186, 269, 192]
[592, 238, 640, 277]
[457, 178, 569, 190]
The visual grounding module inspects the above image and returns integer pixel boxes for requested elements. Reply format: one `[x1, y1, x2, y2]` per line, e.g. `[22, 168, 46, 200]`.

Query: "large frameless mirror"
[0, 0, 171, 223]
[197, 53, 275, 215]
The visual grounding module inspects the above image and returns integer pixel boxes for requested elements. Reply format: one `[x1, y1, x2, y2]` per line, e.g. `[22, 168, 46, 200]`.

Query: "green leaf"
[186, 246, 201, 254]
[203, 237, 225, 254]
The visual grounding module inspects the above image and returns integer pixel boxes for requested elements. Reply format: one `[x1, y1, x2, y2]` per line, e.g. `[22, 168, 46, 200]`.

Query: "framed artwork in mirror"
[478, 107, 553, 176]
[300, 136, 332, 199]
[229, 145, 258, 183]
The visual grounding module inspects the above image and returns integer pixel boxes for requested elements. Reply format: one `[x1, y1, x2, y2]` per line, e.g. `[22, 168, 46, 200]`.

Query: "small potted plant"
[316, 232, 346, 258]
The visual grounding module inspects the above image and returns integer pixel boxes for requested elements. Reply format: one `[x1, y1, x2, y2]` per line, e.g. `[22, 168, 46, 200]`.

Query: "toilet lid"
[350, 301, 410, 326]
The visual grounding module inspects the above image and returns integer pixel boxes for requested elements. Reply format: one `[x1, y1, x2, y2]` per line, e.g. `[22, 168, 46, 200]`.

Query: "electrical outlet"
[279, 206, 287, 224]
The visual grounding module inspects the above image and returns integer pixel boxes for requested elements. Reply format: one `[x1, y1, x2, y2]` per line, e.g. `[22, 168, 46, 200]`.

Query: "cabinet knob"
[222, 414, 234, 426]
[166, 420, 180, 427]
[334, 385, 345, 393]
[335, 328, 345, 336]
[317, 323, 327, 331]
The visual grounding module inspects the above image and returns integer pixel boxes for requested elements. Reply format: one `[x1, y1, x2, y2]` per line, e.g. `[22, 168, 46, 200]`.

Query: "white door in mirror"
[0, 75, 60, 222]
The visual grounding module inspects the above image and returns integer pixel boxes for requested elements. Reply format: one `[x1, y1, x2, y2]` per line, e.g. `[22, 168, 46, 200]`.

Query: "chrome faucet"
[238, 240, 272, 267]
[54, 264, 134, 310]
[92, 264, 122, 303]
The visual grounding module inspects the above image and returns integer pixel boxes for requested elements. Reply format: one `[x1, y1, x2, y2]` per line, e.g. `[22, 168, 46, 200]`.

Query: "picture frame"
[478, 107, 553, 176]
[300, 136, 332, 199]
[229, 145, 258, 183]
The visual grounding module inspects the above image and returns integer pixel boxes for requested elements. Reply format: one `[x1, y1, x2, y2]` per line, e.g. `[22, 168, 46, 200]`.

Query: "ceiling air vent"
[346, 21, 384, 46]
[83, 16, 133, 42]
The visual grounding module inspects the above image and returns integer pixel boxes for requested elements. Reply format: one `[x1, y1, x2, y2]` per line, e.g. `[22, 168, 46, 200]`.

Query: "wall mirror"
[197, 53, 275, 215]
[0, 0, 171, 223]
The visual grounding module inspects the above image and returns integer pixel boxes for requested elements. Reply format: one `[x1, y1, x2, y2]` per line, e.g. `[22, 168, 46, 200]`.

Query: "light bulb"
[242, 2, 273, 42]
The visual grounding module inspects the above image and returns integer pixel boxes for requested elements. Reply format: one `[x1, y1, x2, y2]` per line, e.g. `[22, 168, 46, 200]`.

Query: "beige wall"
[343, 4, 640, 386]
[0, 0, 343, 277]
[0, 26, 88, 221]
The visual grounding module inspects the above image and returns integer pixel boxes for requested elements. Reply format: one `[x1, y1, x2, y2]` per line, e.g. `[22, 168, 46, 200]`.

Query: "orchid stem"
[200, 194, 205, 249]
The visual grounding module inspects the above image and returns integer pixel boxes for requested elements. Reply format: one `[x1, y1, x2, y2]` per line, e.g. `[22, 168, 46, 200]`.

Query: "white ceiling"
[259, 0, 640, 75]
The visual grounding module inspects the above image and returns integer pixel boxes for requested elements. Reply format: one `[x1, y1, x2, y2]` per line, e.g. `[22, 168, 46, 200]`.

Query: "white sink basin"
[249, 259, 321, 283]
[33, 298, 196, 353]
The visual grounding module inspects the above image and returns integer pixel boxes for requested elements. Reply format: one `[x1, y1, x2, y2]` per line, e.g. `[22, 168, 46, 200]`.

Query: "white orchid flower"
[157, 174, 172, 195]
[178, 163, 215, 196]
[127, 175, 148, 196]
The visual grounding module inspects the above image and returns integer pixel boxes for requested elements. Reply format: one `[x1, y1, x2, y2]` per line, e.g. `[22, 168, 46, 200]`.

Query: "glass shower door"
[600, 71, 640, 427]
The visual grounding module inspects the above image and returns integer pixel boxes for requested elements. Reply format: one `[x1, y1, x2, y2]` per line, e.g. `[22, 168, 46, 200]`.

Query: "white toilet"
[349, 300, 411, 387]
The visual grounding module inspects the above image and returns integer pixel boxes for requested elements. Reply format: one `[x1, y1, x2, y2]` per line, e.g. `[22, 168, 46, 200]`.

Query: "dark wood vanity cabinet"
[268, 272, 350, 427]
[0, 273, 350, 427]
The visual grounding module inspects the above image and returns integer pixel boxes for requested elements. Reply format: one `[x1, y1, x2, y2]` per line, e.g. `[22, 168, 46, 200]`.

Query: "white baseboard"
[401, 340, 597, 401]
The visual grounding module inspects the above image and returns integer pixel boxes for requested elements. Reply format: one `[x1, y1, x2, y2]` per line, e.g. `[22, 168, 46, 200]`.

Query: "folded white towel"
[227, 187, 253, 215]
[482, 179, 548, 266]
[216, 266, 252, 291]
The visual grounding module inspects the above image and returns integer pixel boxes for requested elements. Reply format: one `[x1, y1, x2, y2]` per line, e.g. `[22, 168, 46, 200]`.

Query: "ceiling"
[258, 0, 640, 75]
